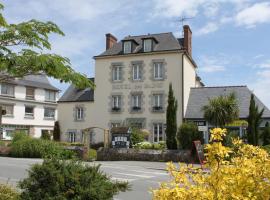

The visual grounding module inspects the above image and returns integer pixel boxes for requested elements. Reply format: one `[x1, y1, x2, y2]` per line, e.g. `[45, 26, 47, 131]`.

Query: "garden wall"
[97, 148, 191, 162]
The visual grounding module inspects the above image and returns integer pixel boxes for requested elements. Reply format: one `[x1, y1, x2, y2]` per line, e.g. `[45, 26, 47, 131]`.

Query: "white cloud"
[235, 2, 270, 28]
[255, 60, 270, 69]
[200, 65, 226, 72]
[250, 70, 270, 108]
[195, 22, 219, 36]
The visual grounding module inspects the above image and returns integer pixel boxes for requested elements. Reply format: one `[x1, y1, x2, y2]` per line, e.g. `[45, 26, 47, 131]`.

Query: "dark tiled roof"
[58, 78, 94, 102]
[185, 86, 270, 119]
[95, 32, 183, 57]
[6, 75, 59, 91]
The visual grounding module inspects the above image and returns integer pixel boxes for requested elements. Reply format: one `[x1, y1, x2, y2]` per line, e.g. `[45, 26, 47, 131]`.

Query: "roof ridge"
[124, 32, 173, 38]
[191, 85, 247, 89]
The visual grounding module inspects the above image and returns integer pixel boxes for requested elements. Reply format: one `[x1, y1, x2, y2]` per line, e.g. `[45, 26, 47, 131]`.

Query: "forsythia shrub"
[0, 184, 19, 200]
[152, 128, 270, 200]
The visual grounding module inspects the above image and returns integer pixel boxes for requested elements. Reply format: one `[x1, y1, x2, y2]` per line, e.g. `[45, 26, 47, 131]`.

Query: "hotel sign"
[112, 82, 163, 90]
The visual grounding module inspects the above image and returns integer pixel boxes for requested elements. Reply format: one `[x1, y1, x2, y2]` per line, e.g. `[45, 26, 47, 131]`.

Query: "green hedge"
[10, 133, 75, 159]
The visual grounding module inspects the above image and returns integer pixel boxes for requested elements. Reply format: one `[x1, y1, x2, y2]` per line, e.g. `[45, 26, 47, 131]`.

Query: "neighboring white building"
[0, 75, 59, 140]
[58, 25, 202, 144]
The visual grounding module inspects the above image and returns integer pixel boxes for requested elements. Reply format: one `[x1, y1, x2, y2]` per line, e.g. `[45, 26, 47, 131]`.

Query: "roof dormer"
[142, 37, 158, 52]
[122, 39, 138, 54]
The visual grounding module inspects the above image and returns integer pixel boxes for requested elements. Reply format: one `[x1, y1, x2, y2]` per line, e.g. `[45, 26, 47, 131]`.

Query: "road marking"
[129, 170, 168, 176]
[114, 172, 154, 179]
[111, 177, 136, 182]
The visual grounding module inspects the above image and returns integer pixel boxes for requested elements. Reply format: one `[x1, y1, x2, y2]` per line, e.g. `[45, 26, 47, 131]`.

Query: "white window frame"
[112, 95, 121, 109]
[44, 107, 55, 119]
[76, 107, 84, 121]
[144, 39, 152, 52]
[68, 132, 76, 143]
[132, 64, 141, 80]
[1, 83, 14, 96]
[153, 94, 162, 107]
[153, 123, 163, 143]
[2, 104, 14, 116]
[45, 90, 56, 102]
[132, 94, 141, 110]
[123, 41, 132, 54]
[112, 66, 122, 81]
[154, 62, 163, 79]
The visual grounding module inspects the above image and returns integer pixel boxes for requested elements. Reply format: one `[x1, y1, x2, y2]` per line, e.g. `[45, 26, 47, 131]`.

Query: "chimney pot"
[183, 25, 192, 56]
[106, 33, 117, 50]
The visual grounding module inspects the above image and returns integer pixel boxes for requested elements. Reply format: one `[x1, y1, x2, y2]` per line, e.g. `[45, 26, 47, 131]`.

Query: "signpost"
[111, 127, 131, 148]
[193, 140, 205, 168]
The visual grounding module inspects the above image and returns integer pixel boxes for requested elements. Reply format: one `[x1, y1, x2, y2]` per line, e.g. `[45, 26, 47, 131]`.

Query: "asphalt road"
[0, 157, 171, 200]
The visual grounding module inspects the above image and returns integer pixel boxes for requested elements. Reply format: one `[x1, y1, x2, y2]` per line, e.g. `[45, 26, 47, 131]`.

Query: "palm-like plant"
[202, 93, 239, 127]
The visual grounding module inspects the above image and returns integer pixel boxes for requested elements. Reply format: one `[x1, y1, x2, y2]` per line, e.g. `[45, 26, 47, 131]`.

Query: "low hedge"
[133, 141, 166, 150]
[10, 133, 75, 159]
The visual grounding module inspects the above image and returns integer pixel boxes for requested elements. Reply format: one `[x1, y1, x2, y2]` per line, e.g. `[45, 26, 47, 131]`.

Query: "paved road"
[0, 157, 171, 200]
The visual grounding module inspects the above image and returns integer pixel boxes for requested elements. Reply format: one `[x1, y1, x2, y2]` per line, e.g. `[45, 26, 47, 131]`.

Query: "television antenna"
[176, 16, 194, 36]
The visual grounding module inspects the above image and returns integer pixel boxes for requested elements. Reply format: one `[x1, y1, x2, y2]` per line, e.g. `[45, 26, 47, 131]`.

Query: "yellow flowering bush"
[152, 128, 270, 200]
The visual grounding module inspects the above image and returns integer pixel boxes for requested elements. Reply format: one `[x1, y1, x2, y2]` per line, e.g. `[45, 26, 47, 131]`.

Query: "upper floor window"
[1, 83, 14, 97]
[153, 123, 164, 143]
[131, 94, 142, 111]
[154, 62, 163, 80]
[153, 94, 163, 111]
[44, 107, 55, 119]
[132, 64, 142, 80]
[123, 41, 132, 54]
[112, 66, 122, 81]
[112, 95, 121, 112]
[25, 106, 34, 117]
[26, 87, 35, 100]
[2, 104, 14, 116]
[76, 107, 84, 121]
[143, 39, 152, 52]
[45, 90, 56, 102]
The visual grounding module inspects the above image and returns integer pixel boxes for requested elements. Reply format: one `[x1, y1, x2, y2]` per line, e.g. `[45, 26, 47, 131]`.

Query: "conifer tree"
[262, 122, 270, 146]
[247, 94, 264, 145]
[53, 121, 61, 141]
[166, 83, 178, 149]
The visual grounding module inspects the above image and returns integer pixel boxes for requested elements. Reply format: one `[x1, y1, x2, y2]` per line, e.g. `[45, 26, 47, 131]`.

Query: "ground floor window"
[68, 132, 76, 143]
[153, 123, 164, 143]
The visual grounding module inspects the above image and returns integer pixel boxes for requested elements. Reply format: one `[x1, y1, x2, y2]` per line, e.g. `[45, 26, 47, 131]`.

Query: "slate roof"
[185, 86, 270, 119]
[58, 78, 94, 102]
[95, 32, 183, 57]
[5, 75, 59, 91]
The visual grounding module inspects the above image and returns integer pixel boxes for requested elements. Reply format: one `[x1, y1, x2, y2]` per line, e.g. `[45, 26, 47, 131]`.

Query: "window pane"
[2, 105, 13, 115]
[45, 90, 56, 101]
[1, 84, 14, 96]
[154, 63, 163, 79]
[25, 106, 34, 116]
[124, 41, 131, 54]
[144, 39, 152, 52]
[44, 108, 55, 118]
[26, 87, 35, 99]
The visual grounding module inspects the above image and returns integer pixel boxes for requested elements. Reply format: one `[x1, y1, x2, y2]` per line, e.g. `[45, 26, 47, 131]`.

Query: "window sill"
[74, 119, 84, 122]
[24, 115, 34, 119]
[3, 115, 14, 118]
[0, 94, 15, 98]
[153, 78, 164, 81]
[45, 100, 56, 103]
[44, 117, 55, 121]
[26, 97, 35, 100]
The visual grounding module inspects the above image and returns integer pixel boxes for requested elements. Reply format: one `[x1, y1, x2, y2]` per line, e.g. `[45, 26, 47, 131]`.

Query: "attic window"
[143, 39, 152, 52]
[123, 41, 132, 54]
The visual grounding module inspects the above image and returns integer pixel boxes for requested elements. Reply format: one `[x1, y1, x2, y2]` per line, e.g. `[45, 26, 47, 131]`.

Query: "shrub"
[19, 158, 129, 200]
[177, 122, 204, 150]
[41, 130, 51, 140]
[88, 148, 97, 160]
[10, 136, 75, 159]
[223, 130, 239, 147]
[152, 128, 270, 200]
[0, 183, 19, 200]
[58, 142, 84, 147]
[91, 142, 104, 150]
[131, 128, 149, 145]
[133, 141, 166, 150]
[0, 141, 5, 147]
[262, 145, 270, 154]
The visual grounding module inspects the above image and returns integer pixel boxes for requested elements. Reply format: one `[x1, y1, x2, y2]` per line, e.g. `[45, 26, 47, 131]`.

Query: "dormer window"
[123, 41, 132, 54]
[143, 39, 152, 52]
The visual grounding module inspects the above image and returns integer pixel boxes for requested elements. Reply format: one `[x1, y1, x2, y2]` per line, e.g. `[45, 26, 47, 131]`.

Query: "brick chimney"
[183, 25, 192, 56]
[106, 33, 117, 50]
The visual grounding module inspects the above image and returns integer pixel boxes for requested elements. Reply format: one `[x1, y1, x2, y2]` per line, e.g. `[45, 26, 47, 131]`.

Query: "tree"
[247, 94, 264, 146]
[53, 121, 61, 141]
[262, 122, 270, 146]
[202, 93, 239, 127]
[177, 122, 203, 150]
[166, 83, 178, 149]
[0, 3, 94, 126]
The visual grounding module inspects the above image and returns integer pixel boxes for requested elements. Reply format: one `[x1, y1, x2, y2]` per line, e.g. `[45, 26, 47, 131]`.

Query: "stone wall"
[97, 148, 191, 162]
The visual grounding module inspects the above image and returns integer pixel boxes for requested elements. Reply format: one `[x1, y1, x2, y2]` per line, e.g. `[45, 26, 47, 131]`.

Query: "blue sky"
[2, 0, 270, 108]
